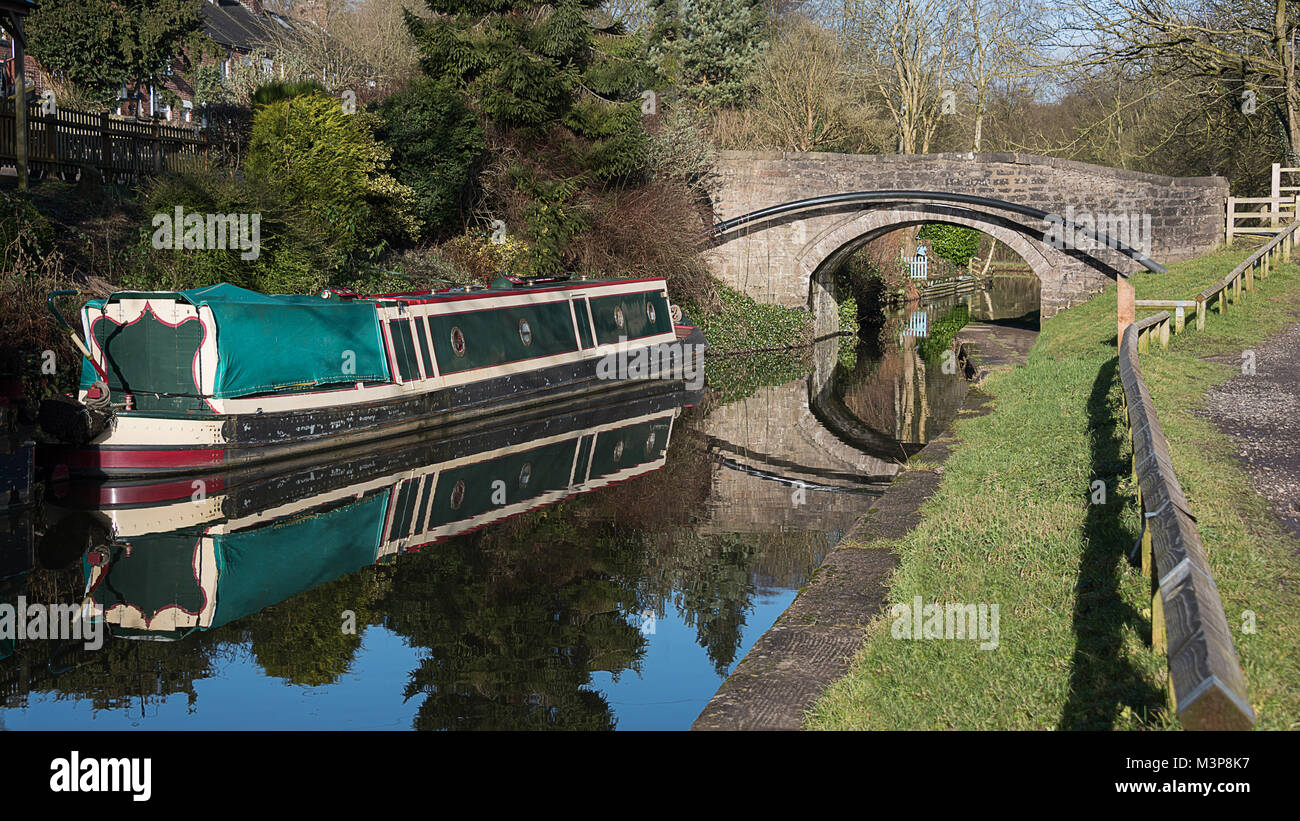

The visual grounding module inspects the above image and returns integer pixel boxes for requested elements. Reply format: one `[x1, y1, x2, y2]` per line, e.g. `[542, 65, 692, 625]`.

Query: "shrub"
[375, 78, 485, 239]
[918, 223, 982, 268]
[1, 190, 55, 270]
[251, 79, 327, 110]
[440, 230, 532, 284]
[247, 92, 420, 260]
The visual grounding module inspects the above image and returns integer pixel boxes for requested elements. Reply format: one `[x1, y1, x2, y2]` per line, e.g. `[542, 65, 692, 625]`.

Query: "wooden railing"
[1121, 313, 1254, 729]
[1137, 221, 1296, 334]
[0, 99, 208, 181]
[1225, 194, 1300, 243]
[1121, 219, 1300, 729]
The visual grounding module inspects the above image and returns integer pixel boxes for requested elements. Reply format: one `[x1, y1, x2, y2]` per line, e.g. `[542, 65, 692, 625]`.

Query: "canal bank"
[794, 249, 1300, 730]
[692, 321, 1035, 730]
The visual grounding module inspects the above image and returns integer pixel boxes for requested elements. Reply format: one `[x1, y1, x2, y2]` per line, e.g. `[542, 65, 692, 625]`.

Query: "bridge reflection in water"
[0, 276, 1035, 730]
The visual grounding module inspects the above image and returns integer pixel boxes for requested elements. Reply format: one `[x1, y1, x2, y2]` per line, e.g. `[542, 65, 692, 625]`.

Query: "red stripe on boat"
[52, 447, 227, 471]
[67, 475, 230, 507]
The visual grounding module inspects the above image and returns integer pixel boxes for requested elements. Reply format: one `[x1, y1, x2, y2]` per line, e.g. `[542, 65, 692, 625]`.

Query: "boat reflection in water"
[56, 383, 700, 643]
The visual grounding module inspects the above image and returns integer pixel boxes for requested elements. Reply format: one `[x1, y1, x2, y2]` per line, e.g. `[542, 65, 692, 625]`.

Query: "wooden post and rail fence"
[0, 98, 208, 182]
[1225, 163, 1300, 243]
[1114, 215, 1300, 730]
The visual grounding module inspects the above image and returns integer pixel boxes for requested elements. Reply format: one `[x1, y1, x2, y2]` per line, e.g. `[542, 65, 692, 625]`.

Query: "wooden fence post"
[1225, 197, 1235, 245]
[13, 32, 27, 191]
[1117, 276, 1135, 347]
[152, 121, 162, 175]
[100, 112, 112, 179]
[44, 109, 56, 163]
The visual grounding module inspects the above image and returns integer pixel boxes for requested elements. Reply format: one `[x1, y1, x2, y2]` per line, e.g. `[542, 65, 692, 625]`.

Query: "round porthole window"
[519, 462, 532, 487]
[450, 326, 466, 357]
[646, 431, 656, 452]
[519, 318, 533, 346]
[613, 441, 625, 462]
[647, 302, 656, 324]
[614, 305, 625, 330]
[450, 480, 466, 510]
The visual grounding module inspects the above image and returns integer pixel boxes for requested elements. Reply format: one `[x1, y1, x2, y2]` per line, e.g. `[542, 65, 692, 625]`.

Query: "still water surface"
[0, 276, 1037, 730]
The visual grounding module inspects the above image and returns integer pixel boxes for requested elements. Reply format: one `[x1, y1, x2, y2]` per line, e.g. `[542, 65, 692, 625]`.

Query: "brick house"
[2, 0, 316, 123]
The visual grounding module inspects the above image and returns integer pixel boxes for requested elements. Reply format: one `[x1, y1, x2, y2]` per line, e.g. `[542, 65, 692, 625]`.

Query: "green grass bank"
[807, 247, 1300, 730]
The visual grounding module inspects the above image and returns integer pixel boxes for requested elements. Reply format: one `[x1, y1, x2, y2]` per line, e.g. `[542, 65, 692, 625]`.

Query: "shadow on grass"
[1058, 357, 1166, 730]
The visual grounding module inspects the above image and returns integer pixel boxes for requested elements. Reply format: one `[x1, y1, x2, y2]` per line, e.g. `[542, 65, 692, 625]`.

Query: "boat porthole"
[519, 462, 531, 487]
[646, 432, 656, 452]
[450, 480, 466, 510]
[614, 305, 625, 330]
[519, 318, 532, 346]
[646, 301, 656, 324]
[613, 441, 625, 462]
[450, 326, 466, 357]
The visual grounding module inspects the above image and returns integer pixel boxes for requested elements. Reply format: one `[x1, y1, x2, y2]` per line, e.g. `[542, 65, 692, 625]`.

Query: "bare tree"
[603, 0, 654, 30]
[750, 17, 874, 150]
[1058, 0, 1300, 161]
[956, 0, 1047, 152]
[840, 0, 963, 153]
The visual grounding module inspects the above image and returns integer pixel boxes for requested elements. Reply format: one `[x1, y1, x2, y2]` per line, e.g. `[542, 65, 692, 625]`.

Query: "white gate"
[906, 246, 929, 279]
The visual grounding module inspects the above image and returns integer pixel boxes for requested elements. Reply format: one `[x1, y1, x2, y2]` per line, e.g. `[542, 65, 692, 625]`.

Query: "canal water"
[0, 275, 1038, 731]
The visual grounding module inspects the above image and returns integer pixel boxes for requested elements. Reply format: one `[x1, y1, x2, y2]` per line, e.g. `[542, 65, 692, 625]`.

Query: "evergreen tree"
[28, 0, 204, 108]
[376, 78, 486, 239]
[404, 1, 654, 273]
[648, 0, 767, 111]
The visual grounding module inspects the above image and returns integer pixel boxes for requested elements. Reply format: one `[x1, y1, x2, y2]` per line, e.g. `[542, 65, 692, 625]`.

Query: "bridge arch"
[703, 151, 1227, 325]
[795, 202, 1068, 338]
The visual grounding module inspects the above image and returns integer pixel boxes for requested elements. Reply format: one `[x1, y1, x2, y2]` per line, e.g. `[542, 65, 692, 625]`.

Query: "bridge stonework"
[704, 151, 1228, 327]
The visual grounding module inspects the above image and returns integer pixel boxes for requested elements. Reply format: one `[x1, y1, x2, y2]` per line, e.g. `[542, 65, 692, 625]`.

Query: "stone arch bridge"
[704, 151, 1228, 333]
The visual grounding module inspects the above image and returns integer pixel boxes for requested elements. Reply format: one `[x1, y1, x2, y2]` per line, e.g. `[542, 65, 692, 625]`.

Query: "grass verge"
[806, 246, 1300, 730]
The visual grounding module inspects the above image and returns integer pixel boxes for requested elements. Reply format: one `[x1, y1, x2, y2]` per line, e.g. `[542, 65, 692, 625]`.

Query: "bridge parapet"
[705, 151, 1228, 321]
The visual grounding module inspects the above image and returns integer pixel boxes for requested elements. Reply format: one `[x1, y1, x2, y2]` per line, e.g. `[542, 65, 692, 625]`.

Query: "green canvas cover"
[208, 492, 390, 628]
[84, 492, 390, 637]
[81, 283, 391, 399]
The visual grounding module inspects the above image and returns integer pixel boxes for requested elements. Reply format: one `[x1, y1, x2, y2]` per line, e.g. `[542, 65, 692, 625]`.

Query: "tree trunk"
[1281, 0, 1300, 162]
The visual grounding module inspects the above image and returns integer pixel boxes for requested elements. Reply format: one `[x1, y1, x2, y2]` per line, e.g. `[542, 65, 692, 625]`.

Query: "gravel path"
[1204, 321, 1300, 540]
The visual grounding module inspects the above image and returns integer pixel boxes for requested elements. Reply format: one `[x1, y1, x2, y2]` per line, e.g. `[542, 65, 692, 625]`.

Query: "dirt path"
[1203, 321, 1300, 541]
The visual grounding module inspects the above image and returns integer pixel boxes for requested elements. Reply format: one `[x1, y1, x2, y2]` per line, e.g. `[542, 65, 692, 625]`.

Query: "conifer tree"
[648, 0, 767, 111]
[404, 1, 654, 273]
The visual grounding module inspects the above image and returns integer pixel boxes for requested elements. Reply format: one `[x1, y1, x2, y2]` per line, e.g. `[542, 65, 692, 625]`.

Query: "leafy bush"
[918, 223, 982, 268]
[1, 190, 55, 270]
[251, 80, 327, 110]
[375, 78, 485, 239]
[248, 92, 421, 261]
[440, 230, 532, 284]
[680, 281, 811, 353]
[138, 171, 329, 295]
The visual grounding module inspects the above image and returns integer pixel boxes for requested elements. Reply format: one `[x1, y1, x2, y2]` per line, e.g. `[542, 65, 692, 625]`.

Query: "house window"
[261, 58, 273, 75]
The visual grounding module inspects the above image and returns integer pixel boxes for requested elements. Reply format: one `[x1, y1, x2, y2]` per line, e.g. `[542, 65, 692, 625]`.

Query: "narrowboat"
[48, 385, 695, 641]
[39, 276, 706, 478]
